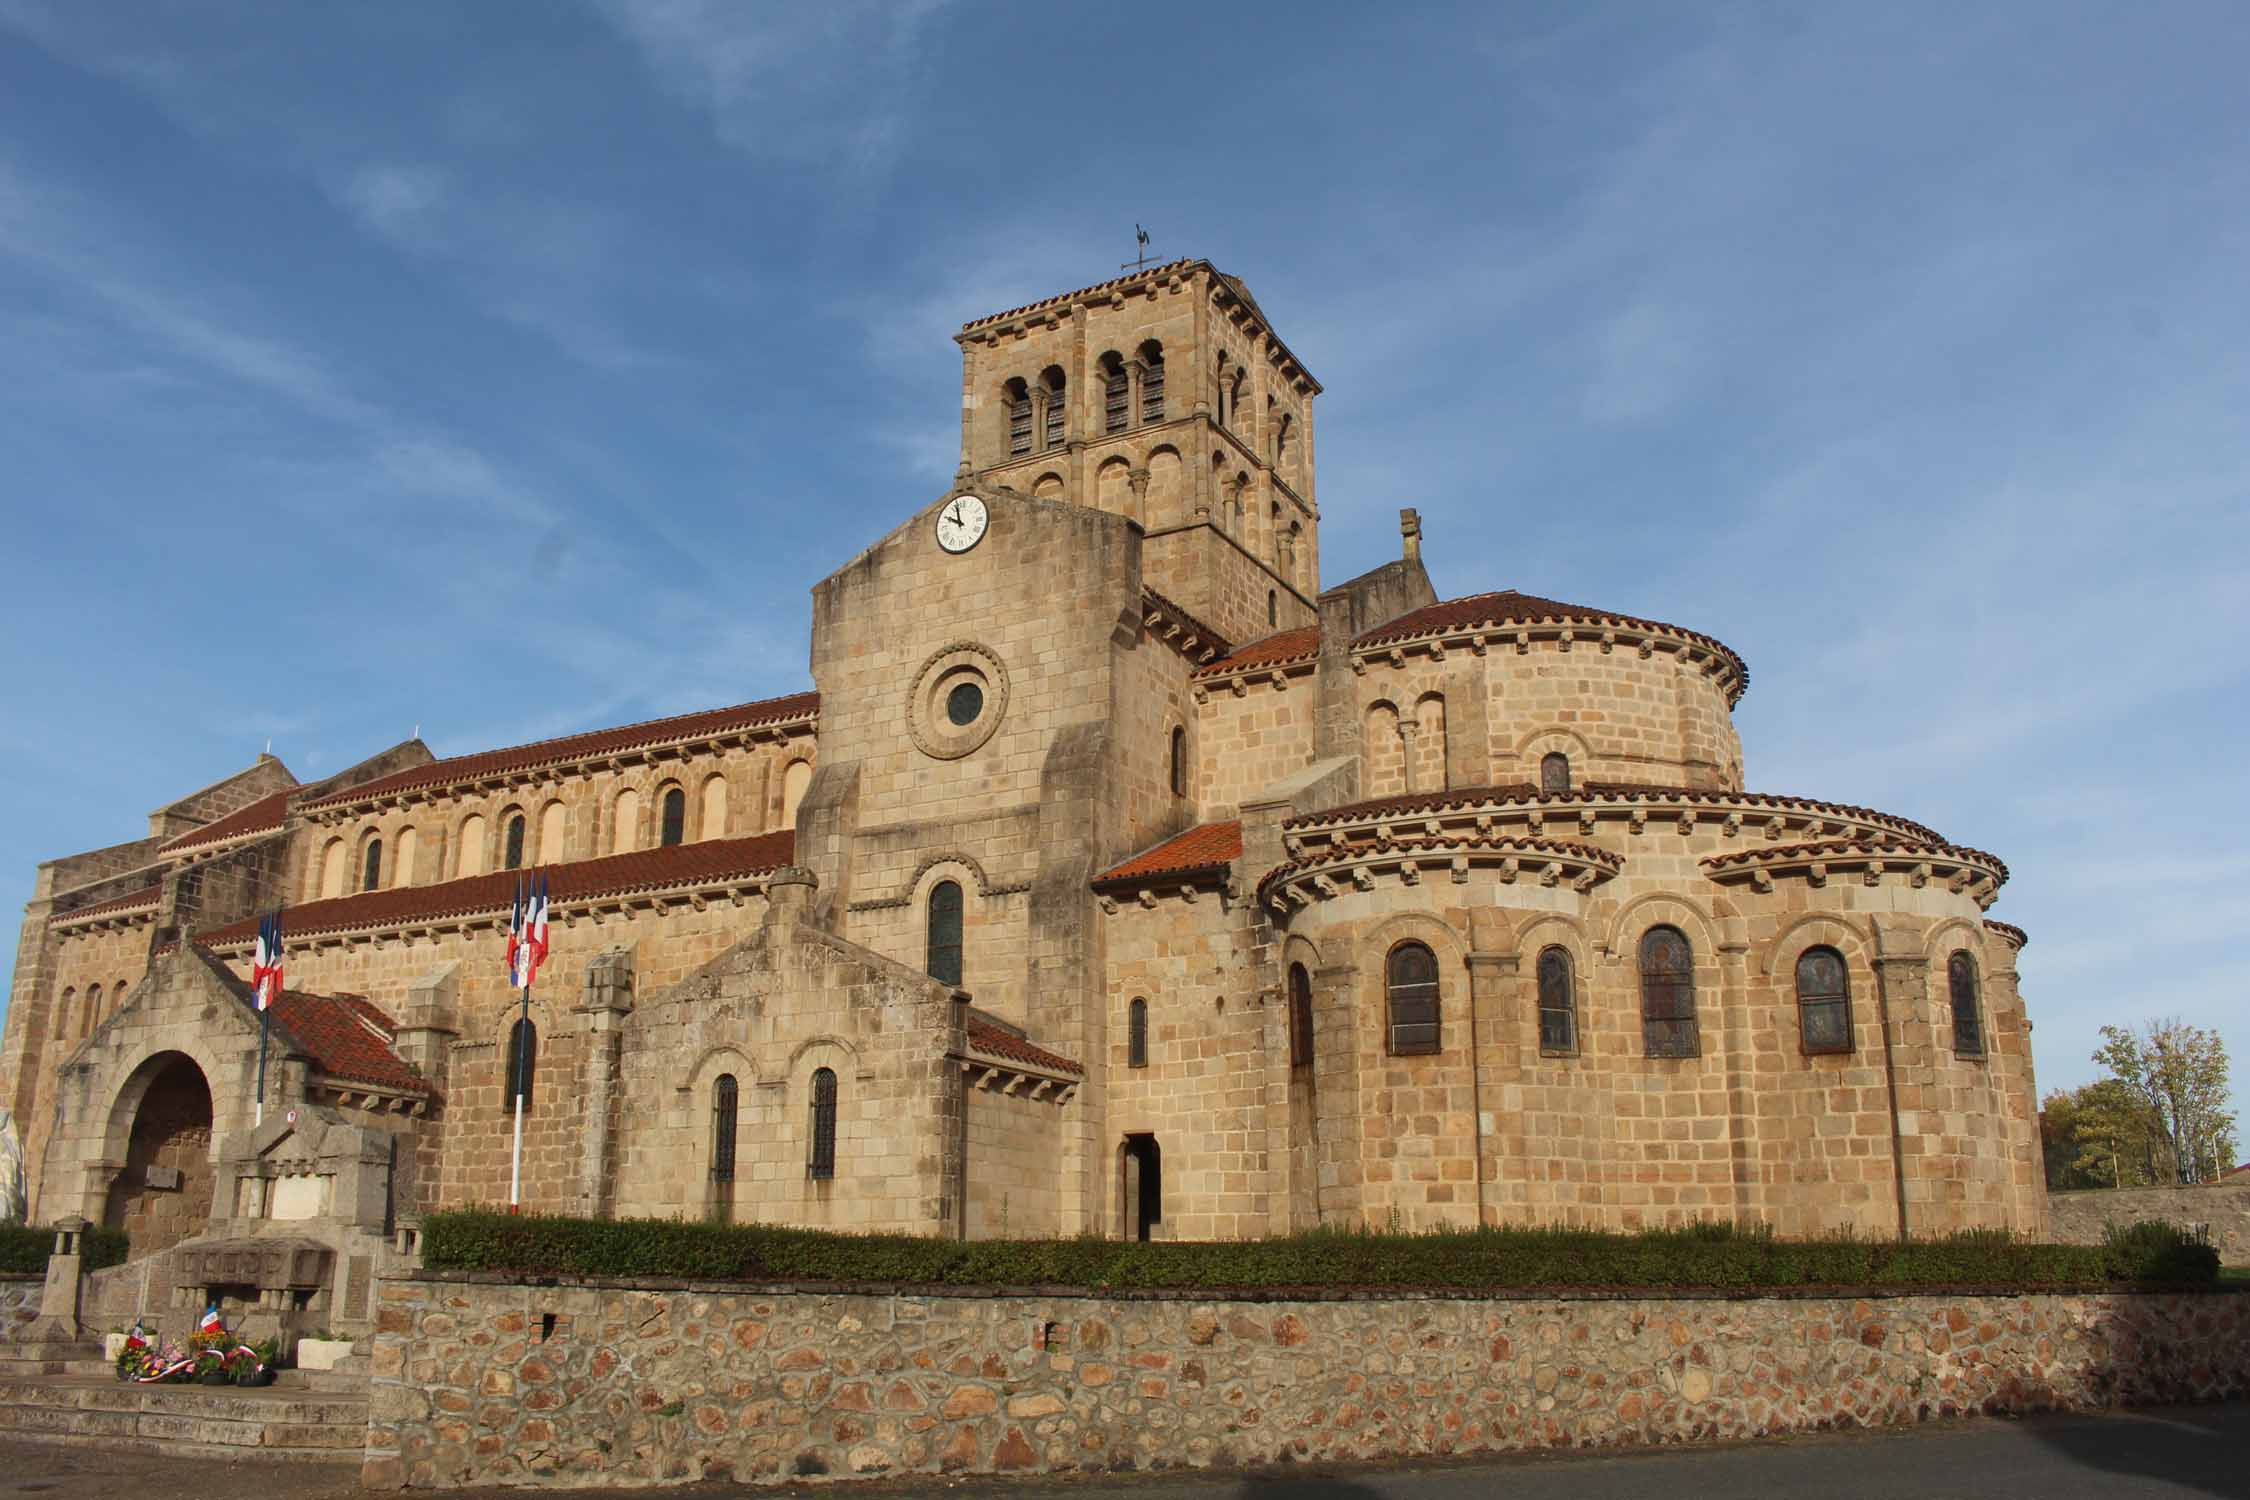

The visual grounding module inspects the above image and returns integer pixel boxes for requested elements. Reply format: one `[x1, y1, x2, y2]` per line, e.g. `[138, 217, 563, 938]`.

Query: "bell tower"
[953, 259, 1322, 646]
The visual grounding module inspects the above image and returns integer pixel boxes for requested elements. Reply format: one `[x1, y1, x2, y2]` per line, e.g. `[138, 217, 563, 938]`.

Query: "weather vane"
[1121, 224, 1154, 272]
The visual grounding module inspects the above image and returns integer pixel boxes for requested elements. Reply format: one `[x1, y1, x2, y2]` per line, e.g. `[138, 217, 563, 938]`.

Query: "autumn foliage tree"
[2084, 1019, 2238, 1186]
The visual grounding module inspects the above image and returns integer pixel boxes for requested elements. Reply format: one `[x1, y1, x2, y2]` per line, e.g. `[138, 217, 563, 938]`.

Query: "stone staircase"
[0, 1340, 368, 1460]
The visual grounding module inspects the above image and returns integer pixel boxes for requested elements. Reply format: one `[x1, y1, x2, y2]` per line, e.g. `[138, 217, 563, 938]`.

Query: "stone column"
[572, 947, 635, 1220]
[1464, 922, 1519, 1227]
[30, 1215, 87, 1341]
[1870, 925, 1930, 1240]
[1311, 961, 1362, 1226]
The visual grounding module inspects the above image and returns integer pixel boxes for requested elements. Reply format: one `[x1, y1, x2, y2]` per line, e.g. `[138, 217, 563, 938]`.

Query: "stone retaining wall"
[0, 1275, 37, 1340]
[364, 1274, 2250, 1489]
[2046, 1183, 2248, 1264]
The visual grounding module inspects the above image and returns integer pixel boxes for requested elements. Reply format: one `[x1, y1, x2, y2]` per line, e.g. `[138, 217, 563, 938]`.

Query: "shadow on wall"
[2024, 1405, 2245, 1500]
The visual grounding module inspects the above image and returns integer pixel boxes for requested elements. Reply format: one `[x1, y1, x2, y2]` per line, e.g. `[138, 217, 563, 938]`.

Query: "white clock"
[934, 493, 989, 554]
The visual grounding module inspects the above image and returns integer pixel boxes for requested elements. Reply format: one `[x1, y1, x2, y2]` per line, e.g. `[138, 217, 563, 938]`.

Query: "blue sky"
[2, 2, 2244, 1130]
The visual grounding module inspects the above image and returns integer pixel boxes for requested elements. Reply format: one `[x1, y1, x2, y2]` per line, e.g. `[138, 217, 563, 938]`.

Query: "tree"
[2091, 1019, 2239, 1186]
[2042, 1079, 2159, 1190]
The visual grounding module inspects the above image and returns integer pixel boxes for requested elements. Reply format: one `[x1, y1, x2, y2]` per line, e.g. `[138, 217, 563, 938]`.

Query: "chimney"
[1399, 507, 1423, 564]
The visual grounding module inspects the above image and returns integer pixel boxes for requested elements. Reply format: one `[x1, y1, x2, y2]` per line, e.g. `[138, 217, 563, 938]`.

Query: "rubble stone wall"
[2047, 1182, 2249, 1264]
[364, 1274, 2250, 1490]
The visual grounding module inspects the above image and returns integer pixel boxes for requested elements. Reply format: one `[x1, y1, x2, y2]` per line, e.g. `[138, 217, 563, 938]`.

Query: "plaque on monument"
[144, 1164, 181, 1190]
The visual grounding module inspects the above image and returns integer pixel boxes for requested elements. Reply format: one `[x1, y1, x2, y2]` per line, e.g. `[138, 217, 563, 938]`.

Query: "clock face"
[934, 493, 989, 554]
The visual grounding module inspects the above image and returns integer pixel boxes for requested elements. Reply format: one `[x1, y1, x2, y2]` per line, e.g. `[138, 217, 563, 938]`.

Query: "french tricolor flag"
[506, 874, 549, 991]
[250, 909, 283, 1011]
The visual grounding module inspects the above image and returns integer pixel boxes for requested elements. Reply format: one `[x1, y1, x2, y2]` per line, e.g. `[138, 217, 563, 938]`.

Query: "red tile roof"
[959, 259, 1204, 332]
[265, 990, 430, 1095]
[159, 789, 293, 856]
[1093, 821, 1243, 887]
[1196, 626, 1321, 677]
[52, 883, 162, 924]
[198, 830, 797, 944]
[1283, 783, 1948, 845]
[1355, 590, 1749, 698]
[964, 1014, 1083, 1076]
[300, 692, 818, 810]
[1143, 587, 1235, 661]
[1983, 919, 2029, 949]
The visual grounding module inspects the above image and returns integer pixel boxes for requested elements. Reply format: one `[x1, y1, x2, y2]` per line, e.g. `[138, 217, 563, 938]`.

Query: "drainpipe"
[1872, 954, 1918, 1241]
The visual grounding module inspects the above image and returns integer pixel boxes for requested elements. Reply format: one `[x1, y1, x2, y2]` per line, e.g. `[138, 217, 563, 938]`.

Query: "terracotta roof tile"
[198, 830, 797, 945]
[1983, 919, 2029, 949]
[159, 789, 293, 856]
[52, 883, 162, 924]
[958, 259, 1204, 332]
[265, 989, 430, 1095]
[1093, 822, 1243, 887]
[1353, 591, 1749, 698]
[1195, 626, 1321, 677]
[1285, 783, 1946, 845]
[1143, 587, 1235, 662]
[301, 692, 817, 810]
[964, 1015, 1083, 1076]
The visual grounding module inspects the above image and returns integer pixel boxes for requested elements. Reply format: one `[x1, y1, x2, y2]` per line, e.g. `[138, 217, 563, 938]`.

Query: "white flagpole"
[508, 1078, 525, 1211]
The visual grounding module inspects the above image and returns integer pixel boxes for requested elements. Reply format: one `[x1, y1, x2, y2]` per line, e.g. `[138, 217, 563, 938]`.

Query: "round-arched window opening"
[946, 680, 984, 726]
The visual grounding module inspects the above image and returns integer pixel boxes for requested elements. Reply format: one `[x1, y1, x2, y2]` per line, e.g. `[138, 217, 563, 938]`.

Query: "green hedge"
[0, 1224, 128, 1276]
[421, 1211, 2219, 1292]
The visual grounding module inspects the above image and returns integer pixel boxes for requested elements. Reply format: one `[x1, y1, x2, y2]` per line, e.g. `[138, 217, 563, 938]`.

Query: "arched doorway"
[103, 1052, 215, 1254]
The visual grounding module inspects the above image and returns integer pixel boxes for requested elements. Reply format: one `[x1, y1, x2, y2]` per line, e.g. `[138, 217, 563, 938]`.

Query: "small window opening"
[1540, 753, 1571, 794]
[927, 880, 963, 987]
[660, 786, 686, 847]
[1127, 997, 1149, 1068]
[808, 1067, 838, 1179]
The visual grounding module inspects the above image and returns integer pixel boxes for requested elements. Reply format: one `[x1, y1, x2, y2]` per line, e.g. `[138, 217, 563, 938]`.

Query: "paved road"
[1, 1404, 2244, 1498]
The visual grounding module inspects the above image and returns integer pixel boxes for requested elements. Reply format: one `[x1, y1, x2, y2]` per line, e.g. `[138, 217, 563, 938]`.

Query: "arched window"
[1537, 947, 1577, 1055]
[1947, 951, 1985, 1057]
[319, 836, 347, 897]
[612, 787, 640, 853]
[1127, 997, 1149, 1068]
[502, 814, 526, 871]
[393, 826, 418, 887]
[361, 838, 383, 892]
[1541, 752, 1571, 794]
[1385, 941, 1441, 1055]
[710, 1074, 738, 1183]
[1288, 963, 1315, 1068]
[506, 1016, 537, 1108]
[1040, 366, 1066, 450]
[1137, 340, 1165, 423]
[780, 760, 812, 829]
[1639, 925, 1699, 1057]
[699, 774, 729, 840]
[455, 815, 487, 878]
[1169, 726, 1188, 798]
[808, 1067, 838, 1179]
[1268, 589, 1278, 627]
[1228, 368, 1247, 430]
[660, 786, 687, 847]
[926, 880, 963, 987]
[1275, 412, 1294, 472]
[54, 988, 74, 1042]
[1004, 377, 1032, 457]
[539, 800, 566, 863]
[1796, 946, 1852, 1054]
[1100, 352, 1129, 433]
[82, 984, 102, 1039]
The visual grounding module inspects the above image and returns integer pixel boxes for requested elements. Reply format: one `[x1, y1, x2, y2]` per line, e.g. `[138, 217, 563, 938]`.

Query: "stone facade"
[363, 1273, 2250, 1490]
[5, 257, 2045, 1269]
[2047, 1182, 2248, 1265]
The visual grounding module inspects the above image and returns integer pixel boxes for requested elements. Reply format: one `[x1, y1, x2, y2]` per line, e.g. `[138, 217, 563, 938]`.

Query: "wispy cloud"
[587, 0, 953, 175]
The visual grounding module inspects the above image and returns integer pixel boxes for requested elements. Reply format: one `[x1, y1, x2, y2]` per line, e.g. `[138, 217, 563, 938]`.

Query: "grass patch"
[420, 1210, 2220, 1292]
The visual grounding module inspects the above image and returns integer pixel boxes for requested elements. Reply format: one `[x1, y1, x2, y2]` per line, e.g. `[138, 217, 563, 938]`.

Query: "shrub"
[2100, 1219, 2221, 1284]
[0, 1224, 129, 1275]
[419, 1210, 2222, 1293]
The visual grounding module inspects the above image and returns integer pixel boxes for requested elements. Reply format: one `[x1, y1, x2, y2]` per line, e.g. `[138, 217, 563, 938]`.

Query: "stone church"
[1, 259, 2047, 1323]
